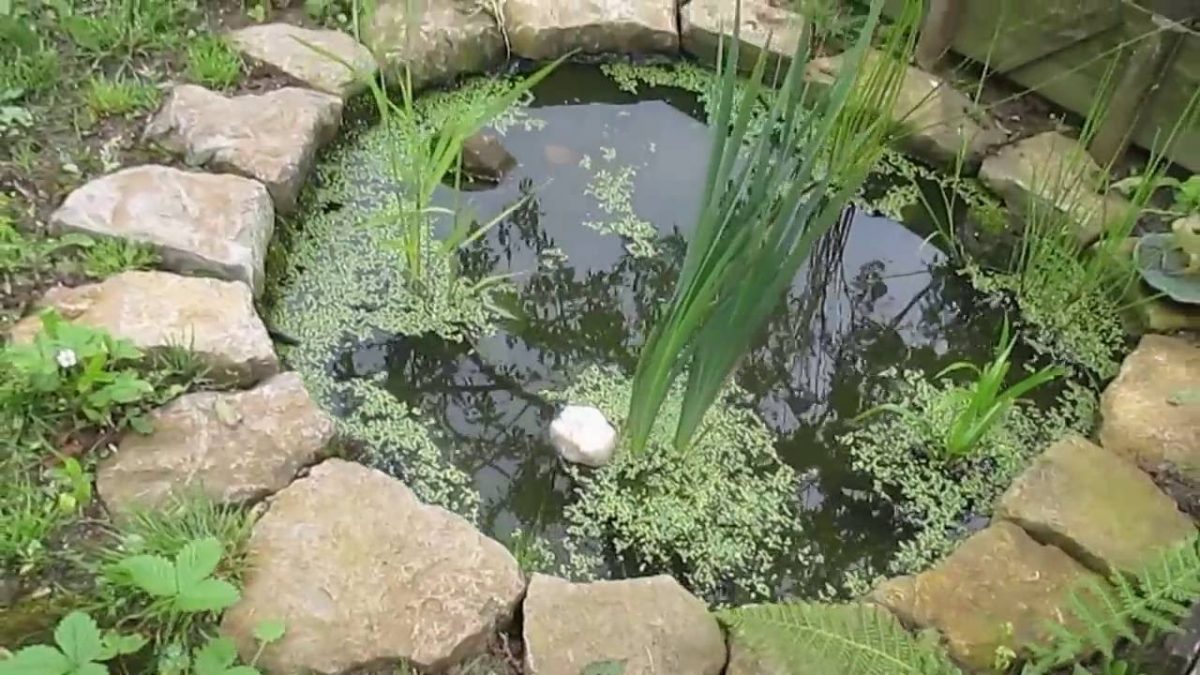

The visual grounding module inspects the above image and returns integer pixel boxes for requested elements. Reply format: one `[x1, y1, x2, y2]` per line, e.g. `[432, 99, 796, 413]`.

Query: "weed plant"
[624, 0, 922, 456]
[185, 36, 243, 90]
[83, 74, 161, 119]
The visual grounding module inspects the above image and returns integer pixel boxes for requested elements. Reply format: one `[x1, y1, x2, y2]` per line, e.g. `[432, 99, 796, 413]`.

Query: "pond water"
[269, 63, 1007, 600]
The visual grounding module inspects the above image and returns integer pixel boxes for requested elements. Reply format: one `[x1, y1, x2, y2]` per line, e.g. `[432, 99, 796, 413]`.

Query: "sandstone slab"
[504, 0, 678, 61]
[221, 459, 523, 673]
[681, 0, 806, 79]
[980, 132, 1135, 246]
[806, 51, 998, 171]
[145, 85, 342, 213]
[523, 574, 725, 675]
[871, 521, 1105, 671]
[229, 23, 377, 99]
[51, 166, 274, 296]
[997, 435, 1194, 576]
[1101, 335, 1200, 483]
[9, 271, 278, 387]
[364, 0, 505, 90]
[98, 373, 334, 518]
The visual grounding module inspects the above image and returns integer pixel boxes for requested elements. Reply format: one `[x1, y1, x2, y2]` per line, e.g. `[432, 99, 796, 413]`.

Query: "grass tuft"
[185, 35, 243, 90]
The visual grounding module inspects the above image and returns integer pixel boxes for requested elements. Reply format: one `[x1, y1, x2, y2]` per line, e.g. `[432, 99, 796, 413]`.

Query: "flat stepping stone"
[98, 373, 334, 518]
[997, 435, 1195, 576]
[980, 131, 1134, 246]
[871, 521, 1105, 671]
[228, 23, 377, 99]
[1101, 335, 1200, 483]
[9, 271, 278, 387]
[364, 0, 504, 90]
[523, 574, 726, 675]
[503, 0, 678, 61]
[681, 0, 806, 77]
[145, 85, 342, 213]
[806, 50, 999, 172]
[51, 166, 274, 296]
[221, 459, 523, 673]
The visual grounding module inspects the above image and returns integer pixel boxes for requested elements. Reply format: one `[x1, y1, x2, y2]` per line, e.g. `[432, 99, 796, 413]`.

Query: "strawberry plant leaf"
[175, 537, 223, 589]
[174, 578, 240, 613]
[252, 619, 285, 645]
[98, 631, 147, 660]
[192, 638, 237, 675]
[117, 554, 176, 597]
[0, 645, 72, 675]
[71, 663, 108, 675]
[223, 667, 261, 675]
[54, 612, 103, 666]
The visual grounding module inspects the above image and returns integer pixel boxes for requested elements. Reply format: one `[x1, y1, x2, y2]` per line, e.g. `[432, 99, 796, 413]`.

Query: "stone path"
[7, 9, 1198, 675]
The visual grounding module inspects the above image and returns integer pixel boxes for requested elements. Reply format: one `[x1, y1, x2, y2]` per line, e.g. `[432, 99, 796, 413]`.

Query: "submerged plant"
[857, 321, 1064, 460]
[625, 0, 921, 456]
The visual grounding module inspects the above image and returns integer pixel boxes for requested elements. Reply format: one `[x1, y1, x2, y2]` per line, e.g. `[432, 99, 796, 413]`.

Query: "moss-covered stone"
[997, 435, 1195, 576]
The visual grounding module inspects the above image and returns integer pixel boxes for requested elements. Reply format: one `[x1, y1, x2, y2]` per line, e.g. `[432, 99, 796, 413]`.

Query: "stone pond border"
[8, 1, 1198, 672]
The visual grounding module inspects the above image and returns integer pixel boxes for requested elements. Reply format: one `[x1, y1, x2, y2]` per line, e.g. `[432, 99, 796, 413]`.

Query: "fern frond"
[719, 601, 962, 675]
[1027, 534, 1200, 673]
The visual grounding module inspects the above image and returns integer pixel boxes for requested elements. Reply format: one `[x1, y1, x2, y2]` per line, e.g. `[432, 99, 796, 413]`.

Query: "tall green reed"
[623, 0, 923, 456]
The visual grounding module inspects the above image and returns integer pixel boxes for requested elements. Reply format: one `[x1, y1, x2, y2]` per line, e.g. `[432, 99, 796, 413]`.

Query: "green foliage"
[1025, 535, 1200, 674]
[581, 160, 657, 258]
[858, 322, 1064, 460]
[624, 0, 921, 456]
[555, 365, 803, 602]
[581, 661, 625, 675]
[841, 368, 1095, 575]
[80, 238, 160, 278]
[58, 0, 196, 59]
[83, 75, 160, 119]
[185, 36, 242, 90]
[1112, 173, 1200, 217]
[719, 601, 962, 675]
[0, 611, 146, 675]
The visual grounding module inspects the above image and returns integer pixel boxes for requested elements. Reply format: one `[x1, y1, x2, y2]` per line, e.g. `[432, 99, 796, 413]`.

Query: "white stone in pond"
[550, 405, 617, 468]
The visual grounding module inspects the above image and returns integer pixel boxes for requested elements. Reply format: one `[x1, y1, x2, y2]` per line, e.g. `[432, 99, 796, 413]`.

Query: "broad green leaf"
[69, 663, 108, 675]
[223, 667, 261, 675]
[253, 619, 285, 644]
[54, 612, 103, 666]
[0, 645, 71, 675]
[98, 632, 147, 660]
[174, 578, 240, 613]
[192, 638, 237, 675]
[175, 537, 223, 589]
[117, 554, 176, 597]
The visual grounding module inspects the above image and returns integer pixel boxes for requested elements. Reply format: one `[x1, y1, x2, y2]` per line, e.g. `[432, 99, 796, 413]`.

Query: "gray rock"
[871, 521, 1106, 671]
[806, 50, 999, 171]
[504, 0, 678, 60]
[980, 132, 1135, 246]
[997, 435, 1195, 576]
[1101, 335, 1200, 483]
[8, 271, 279, 387]
[364, 0, 505, 90]
[228, 23, 378, 99]
[145, 85, 342, 213]
[50, 166, 274, 296]
[221, 459, 524, 673]
[461, 132, 516, 183]
[681, 0, 807, 79]
[98, 373, 334, 518]
[523, 573, 726, 675]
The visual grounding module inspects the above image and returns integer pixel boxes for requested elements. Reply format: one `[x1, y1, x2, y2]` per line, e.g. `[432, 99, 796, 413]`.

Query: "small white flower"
[55, 349, 78, 369]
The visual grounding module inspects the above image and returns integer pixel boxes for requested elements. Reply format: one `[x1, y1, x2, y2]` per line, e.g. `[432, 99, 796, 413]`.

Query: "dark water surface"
[324, 64, 1004, 596]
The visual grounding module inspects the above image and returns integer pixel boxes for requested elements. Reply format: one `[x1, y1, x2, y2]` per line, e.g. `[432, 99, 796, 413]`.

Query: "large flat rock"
[145, 85, 342, 213]
[221, 459, 524, 673]
[229, 23, 377, 99]
[523, 574, 726, 675]
[8, 271, 278, 387]
[997, 435, 1195, 576]
[98, 373, 334, 518]
[980, 132, 1134, 246]
[681, 0, 806, 78]
[871, 521, 1105, 671]
[364, 0, 505, 90]
[504, 0, 678, 61]
[50, 166, 274, 296]
[1101, 335, 1200, 483]
[805, 50, 998, 171]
